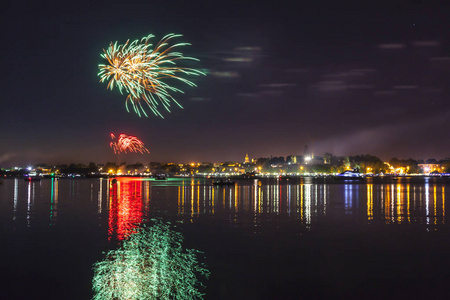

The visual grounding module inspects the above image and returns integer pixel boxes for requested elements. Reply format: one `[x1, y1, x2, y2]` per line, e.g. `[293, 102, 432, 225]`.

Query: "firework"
[110, 133, 150, 154]
[92, 221, 209, 299]
[98, 33, 205, 117]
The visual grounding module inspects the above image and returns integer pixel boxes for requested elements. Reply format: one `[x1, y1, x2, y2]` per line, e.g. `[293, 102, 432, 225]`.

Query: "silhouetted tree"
[88, 162, 98, 173]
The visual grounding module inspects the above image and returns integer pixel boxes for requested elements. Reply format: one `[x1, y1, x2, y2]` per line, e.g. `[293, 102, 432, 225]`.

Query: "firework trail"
[98, 33, 205, 118]
[110, 133, 150, 154]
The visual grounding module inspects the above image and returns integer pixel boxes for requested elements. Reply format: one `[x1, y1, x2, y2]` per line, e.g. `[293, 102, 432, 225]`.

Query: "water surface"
[1, 176, 449, 299]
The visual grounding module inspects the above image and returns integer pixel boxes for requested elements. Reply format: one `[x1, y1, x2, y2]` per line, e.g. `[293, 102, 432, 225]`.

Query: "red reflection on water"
[108, 178, 144, 241]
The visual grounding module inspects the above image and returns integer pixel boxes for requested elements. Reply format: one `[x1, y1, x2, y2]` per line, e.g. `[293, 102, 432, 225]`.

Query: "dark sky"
[1, 0, 450, 166]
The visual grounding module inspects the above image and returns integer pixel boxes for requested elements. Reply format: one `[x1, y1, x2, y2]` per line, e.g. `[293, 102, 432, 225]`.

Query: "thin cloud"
[258, 83, 297, 88]
[223, 57, 253, 62]
[0, 152, 16, 164]
[413, 40, 440, 47]
[377, 43, 405, 49]
[393, 85, 418, 90]
[210, 71, 240, 78]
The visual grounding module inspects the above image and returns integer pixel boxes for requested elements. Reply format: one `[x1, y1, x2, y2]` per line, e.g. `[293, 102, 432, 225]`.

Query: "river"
[0, 176, 449, 299]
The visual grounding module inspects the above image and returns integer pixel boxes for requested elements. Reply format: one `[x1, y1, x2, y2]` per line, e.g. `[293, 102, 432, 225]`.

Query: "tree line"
[2, 155, 450, 176]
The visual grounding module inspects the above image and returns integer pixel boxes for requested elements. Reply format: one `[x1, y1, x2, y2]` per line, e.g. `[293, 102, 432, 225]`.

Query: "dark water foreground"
[1, 176, 449, 299]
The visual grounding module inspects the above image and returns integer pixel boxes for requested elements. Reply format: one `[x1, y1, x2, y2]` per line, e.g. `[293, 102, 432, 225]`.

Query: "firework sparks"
[98, 33, 205, 118]
[110, 133, 150, 154]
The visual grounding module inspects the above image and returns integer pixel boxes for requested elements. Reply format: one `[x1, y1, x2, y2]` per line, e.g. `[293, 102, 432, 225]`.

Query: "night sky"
[1, 0, 450, 167]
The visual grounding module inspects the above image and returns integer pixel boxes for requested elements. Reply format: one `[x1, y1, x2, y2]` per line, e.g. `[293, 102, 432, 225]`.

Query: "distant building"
[418, 163, 442, 174]
[286, 155, 297, 164]
[323, 153, 332, 164]
[244, 154, 250, 164]
[303, 145, 314, 164]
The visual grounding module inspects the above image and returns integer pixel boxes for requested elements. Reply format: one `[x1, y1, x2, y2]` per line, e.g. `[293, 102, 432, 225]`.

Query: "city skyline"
[1, 1, 450, 166]
[2, 150, 449, 169]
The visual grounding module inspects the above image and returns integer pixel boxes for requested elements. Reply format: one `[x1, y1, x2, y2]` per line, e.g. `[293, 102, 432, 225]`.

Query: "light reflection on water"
[1, 177, 449, 237]
[107, 178, 144, 240]
[2, 177, 449, 300]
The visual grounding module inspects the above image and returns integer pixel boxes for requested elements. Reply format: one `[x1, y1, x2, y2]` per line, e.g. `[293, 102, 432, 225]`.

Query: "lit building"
[244, 154, 250, 164]
[286, 155, 297, 164]
[303, 145, 314, 164]
[418, 163, 442, 174]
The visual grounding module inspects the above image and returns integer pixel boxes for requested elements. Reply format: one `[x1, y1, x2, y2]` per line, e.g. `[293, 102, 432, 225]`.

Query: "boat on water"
[24, 176, 41, 181]
[334, 170, 364, 180]
[279, 175, 294, 180]
[213, 179, 235, 186]
[24, 171, 42, 181]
